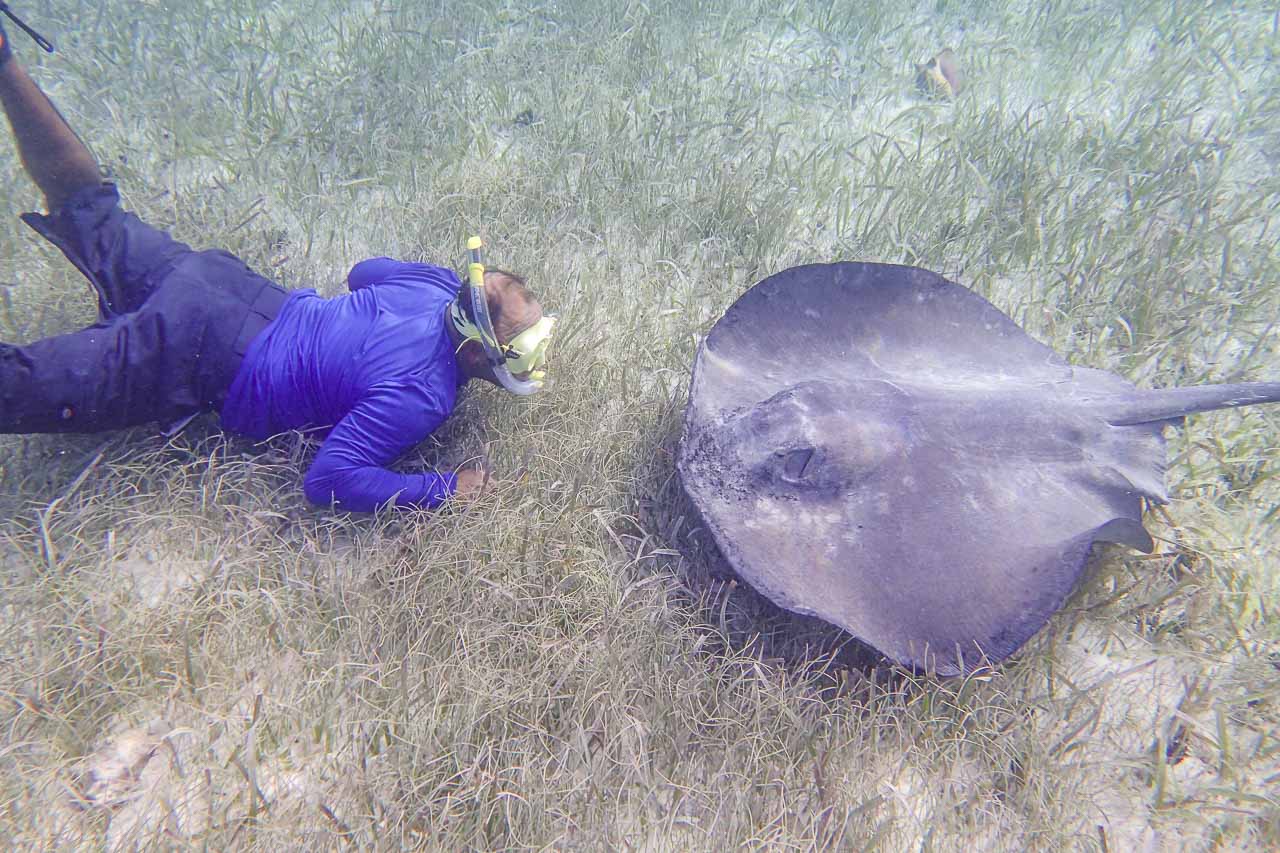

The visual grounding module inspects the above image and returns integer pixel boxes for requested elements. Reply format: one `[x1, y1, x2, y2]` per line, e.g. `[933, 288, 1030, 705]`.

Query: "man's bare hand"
[453, 465, 491, 500]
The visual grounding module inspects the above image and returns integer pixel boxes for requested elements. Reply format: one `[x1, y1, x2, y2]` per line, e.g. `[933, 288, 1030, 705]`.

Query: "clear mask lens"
[504, 315, 556, 376]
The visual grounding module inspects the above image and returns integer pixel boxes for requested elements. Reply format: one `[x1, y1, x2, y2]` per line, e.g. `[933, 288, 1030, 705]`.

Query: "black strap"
[207, 281, 289, 411]
[233, 281, 289, 357]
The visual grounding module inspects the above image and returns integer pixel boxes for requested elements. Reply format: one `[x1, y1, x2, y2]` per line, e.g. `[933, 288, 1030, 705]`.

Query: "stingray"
[678, 263, 1280, 675]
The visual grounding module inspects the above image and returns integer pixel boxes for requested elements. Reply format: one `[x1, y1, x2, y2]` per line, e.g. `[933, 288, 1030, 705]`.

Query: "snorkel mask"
[450, 237, 556, 395]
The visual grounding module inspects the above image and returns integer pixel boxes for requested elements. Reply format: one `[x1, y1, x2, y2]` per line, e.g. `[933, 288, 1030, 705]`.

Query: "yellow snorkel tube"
[463, 236, 552, 395]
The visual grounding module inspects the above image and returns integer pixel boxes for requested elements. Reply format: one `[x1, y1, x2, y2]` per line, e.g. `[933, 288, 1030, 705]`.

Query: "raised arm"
[302, 382, 458, 512]
[0, 26, 101, 211]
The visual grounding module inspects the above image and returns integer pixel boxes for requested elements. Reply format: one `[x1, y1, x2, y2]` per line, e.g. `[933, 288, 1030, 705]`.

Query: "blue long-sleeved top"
[221, 258, 463, 511]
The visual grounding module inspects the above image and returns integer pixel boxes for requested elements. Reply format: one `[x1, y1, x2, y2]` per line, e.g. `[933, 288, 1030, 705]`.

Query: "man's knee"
[0, 338, 92, 432]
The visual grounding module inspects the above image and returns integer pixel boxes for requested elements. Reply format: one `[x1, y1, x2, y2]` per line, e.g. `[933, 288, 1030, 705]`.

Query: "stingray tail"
[1103, 382, 1280, 426]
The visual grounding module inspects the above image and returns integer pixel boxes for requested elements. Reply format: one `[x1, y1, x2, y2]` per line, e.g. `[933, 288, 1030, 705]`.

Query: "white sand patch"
[85, 528, 214, 613]
[39, 648, 372, 848]
[830, 749, 1025, 850]
[46, 713, 370, 848]
[70, 720, 175, 810]
[79, 721, 211, 847]
[113, 546, 207, 611]
[874, 760, 935, 844]
[1053, 623, 1194, 754]
[1037, 622, 1210, 849]
[28, 719, 206, 848]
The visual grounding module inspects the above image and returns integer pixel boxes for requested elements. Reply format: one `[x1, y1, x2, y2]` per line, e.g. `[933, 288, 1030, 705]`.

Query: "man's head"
[450, 269, 551, 387]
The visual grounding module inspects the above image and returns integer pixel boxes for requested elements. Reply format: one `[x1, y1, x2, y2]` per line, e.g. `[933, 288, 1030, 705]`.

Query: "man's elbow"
[303, 470, 339, 508]
[303, 468, 367, 511]
[303, 467, 390, 513]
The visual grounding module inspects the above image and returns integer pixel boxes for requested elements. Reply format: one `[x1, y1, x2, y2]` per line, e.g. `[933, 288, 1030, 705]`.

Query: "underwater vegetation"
[1, 0, 1278, 848]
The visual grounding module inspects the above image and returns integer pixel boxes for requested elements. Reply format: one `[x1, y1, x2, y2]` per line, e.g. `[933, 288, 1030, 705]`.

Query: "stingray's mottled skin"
[678, 263, 1280, 675]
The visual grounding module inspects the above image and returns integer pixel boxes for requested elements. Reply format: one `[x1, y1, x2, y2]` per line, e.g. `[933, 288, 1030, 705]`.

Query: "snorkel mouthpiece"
[463, 236, 548, 396]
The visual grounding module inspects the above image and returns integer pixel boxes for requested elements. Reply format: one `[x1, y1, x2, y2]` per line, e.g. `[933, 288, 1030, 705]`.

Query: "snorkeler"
[0, 22, 555, 511]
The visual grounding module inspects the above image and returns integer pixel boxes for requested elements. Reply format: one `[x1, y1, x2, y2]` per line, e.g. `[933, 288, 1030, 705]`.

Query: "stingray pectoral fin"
[1092, 517, 1154, 553]
[1104, 382, 1280, 426]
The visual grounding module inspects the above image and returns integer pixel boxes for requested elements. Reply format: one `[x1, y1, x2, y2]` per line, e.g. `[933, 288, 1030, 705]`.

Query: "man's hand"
[453, 464, 491, 500]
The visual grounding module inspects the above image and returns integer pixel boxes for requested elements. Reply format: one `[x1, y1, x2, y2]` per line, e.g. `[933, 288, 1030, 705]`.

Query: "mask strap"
[458, 237, 545, 395]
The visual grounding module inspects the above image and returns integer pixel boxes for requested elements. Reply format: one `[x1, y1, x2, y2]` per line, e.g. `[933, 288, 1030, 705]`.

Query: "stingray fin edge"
[1093, 517, 1154, 553]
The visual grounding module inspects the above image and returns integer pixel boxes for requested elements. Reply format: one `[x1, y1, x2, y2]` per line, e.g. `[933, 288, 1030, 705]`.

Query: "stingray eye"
[765, 444, 840, 497]
[781, 447, 814, 483]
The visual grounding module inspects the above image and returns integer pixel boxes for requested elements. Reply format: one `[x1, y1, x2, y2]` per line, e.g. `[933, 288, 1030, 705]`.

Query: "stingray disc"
[679, 263, 1167, 675]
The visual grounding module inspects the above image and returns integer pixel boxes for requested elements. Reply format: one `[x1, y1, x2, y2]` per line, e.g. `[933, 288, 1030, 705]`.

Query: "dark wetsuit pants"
[0, 183, 286, 433]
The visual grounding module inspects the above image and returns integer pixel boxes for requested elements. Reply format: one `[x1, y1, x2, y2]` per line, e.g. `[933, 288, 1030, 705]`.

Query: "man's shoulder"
[350, 257, 461, 295]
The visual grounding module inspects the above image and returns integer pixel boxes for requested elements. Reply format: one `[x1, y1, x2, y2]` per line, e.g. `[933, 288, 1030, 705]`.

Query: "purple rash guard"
[221, 258, 463, 511]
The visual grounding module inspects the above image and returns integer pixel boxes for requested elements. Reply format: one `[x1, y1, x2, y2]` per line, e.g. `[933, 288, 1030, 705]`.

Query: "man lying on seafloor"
[0, 23, 555, 511]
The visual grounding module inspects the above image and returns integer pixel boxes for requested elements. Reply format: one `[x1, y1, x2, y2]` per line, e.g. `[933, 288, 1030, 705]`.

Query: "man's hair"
[458, 269, 540, 344]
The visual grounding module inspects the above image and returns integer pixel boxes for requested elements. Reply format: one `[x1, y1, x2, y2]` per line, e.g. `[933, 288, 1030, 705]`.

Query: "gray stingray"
[678, 262, 1280, 675]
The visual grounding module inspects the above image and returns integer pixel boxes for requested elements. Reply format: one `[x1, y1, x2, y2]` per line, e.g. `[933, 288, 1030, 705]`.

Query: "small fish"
[916, 48, 963, 98]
